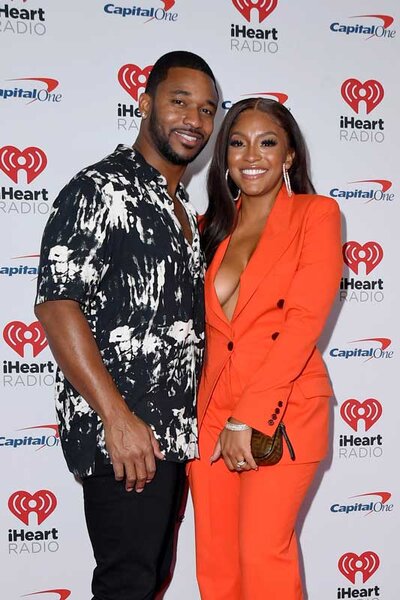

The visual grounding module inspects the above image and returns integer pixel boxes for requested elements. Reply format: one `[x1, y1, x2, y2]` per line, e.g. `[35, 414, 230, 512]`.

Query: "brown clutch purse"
[251, 422, 296, 466]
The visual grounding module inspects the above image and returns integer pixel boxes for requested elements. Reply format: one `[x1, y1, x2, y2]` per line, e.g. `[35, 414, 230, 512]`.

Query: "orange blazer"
[197, 187, 343, 463]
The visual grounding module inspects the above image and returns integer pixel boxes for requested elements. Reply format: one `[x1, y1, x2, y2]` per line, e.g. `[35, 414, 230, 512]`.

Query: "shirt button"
[277, 299, 285, 309]
[271, 332, 279, 340]
[278, 401, 283, 407]
[227, 341, 234, 351]
[268, 419, 274, 426]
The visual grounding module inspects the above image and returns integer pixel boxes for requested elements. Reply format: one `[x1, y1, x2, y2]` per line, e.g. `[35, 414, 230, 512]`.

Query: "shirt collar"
[115, 144, 188, 200]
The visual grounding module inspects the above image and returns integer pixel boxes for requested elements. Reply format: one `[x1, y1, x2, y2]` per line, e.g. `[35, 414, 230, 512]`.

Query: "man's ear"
[138, 92, 152, 119]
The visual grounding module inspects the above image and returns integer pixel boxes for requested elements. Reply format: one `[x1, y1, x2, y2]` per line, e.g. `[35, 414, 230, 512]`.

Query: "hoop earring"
[283, 164, 292, 197]
[225, 169, 241, 202]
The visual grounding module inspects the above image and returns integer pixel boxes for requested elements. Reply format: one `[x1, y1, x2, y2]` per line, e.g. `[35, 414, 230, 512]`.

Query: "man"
[34, 51, 218, 600]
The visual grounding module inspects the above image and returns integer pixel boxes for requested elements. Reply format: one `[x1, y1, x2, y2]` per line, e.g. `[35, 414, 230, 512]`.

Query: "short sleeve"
[35, 175, 110, 306]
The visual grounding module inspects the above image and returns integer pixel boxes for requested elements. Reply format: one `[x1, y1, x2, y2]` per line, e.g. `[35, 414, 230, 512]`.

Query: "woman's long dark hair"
[201, 98, 316, 265]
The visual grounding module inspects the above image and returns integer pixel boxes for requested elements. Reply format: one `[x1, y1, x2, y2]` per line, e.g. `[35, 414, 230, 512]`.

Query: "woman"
[189, 98, 342, 599]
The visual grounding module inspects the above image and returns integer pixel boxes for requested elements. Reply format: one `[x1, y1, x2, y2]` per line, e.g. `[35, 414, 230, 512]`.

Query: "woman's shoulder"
[294, 193, 340, 216]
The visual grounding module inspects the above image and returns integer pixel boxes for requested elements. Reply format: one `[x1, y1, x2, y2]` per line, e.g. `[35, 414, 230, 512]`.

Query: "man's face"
[147, 67, 218, 165]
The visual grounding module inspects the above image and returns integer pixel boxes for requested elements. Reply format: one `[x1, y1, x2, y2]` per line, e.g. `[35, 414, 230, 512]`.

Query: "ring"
[236, 459, 247, 468]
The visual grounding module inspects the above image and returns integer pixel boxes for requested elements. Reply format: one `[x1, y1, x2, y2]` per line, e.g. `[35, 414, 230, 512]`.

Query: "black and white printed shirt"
[35, 145, 205, 476]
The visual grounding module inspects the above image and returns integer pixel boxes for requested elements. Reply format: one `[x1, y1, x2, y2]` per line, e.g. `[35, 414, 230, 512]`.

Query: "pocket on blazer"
[296, 376, 333, 398]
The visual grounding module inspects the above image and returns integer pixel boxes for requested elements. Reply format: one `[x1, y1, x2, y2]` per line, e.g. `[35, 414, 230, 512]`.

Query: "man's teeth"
[242, 169, 266, 175]
[176, 132, 197, 142]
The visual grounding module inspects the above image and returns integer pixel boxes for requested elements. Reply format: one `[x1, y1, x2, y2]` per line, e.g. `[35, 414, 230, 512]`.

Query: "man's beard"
[148, 109, 206, 166]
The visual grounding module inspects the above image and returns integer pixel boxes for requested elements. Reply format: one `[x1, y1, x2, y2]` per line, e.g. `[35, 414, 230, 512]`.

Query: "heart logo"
[118, 64, 153, 102]
[338, 551, 380, 584]
[8, 489, 57, 525]
[3, 320, 48, 358]
[232, 0, 278, 24]
[23, 592, 71, 600]
[341, 79, 384, 114]
[342, 241, 383, 275]
[0, 145, 47, 184]
[340, 398, 383, 432]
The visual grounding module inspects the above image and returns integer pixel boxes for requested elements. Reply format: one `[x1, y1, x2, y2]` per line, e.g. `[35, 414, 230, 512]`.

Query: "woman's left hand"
[210, 421, 258, 472]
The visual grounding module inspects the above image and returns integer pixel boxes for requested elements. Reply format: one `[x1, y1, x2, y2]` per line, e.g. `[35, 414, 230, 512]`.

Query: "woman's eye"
[229, 139, 243, 147]
[261, 138, 278, 147]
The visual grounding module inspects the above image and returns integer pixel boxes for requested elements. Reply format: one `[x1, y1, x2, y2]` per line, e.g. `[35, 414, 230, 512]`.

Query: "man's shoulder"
[74, 145, 136, 188]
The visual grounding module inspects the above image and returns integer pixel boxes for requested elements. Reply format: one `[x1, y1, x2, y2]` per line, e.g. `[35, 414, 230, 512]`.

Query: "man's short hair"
[145, 50, 217, 97]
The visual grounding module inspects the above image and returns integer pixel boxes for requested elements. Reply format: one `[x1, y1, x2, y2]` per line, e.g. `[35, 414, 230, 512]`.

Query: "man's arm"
[35, 299, 164, 492]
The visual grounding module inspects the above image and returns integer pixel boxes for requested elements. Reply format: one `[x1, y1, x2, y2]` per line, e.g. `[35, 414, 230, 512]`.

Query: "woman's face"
[227, 108, 294, 200]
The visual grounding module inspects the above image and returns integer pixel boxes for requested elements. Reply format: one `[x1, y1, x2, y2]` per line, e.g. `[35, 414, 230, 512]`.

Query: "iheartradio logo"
[3, 320, 48, 358]
[232, 0, 278, 23]
[340, 399, 382, 432]
[118, 64, 153, 102]
[0, 145, 47, 184]
[8, 489, 57, 526]
[341, 79, 384, 114]
[342, 241, 383, 275]
[338, 551, 380, 584]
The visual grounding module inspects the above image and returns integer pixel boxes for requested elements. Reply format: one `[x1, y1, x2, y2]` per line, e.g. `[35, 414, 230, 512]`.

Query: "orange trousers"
[189, 416, 319, 600]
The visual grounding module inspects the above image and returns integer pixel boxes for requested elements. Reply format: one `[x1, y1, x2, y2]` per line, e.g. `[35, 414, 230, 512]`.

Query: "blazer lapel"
[205, 235, 233, 337]
[232, 186, 299, 321]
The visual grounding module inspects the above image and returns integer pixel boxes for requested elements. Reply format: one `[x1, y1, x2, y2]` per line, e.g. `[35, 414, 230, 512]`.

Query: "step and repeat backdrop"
[1, 1, 399, 598]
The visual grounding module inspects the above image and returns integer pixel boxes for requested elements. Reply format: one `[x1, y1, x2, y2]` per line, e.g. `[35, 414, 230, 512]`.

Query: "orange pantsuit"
[189, 188, 342, 599]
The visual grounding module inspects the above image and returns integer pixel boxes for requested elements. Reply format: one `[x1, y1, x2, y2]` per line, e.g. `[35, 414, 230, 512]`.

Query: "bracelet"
[224, 420, 251, 432]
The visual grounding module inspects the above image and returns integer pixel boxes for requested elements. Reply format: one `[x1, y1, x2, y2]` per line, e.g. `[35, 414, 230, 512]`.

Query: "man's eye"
[173, 99, 184, 105]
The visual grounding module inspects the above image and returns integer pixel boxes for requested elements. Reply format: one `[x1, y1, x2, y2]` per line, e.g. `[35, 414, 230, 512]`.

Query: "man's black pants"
[82, 459, 187, 600]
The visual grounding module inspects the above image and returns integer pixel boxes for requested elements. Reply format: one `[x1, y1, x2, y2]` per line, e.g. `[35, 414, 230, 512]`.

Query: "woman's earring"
[225, 169, 241, 202]
[283, 164, 292, 197]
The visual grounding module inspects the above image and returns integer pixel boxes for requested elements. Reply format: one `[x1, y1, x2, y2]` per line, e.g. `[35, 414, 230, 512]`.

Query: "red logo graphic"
[351, 14, 394, 29]
[0, 146, 47, 184]
[342, 241, 383, 275]
[341, 79, 384, 114]
[338, 551, 380, 584]
[232, 0, 278, 23]
[19, 424, 60, 450]
[349, 179, 392, 193]
[23, 591, 71, 600]
[118, 64, 153, 102]
[8, 490, 57, 526]
[341, 398, 382, 431]
[161, 0, 175, 9]
[243, 92, 288, 104]
[351, 491, 391, 506]
[3, 320, 48, 358]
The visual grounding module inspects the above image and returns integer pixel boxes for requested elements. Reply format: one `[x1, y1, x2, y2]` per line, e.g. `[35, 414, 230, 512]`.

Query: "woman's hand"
[210, 418, 258, 472]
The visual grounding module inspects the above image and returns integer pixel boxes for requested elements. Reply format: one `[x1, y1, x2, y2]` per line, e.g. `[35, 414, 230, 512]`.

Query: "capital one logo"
[23, 591, 71, 600]
[118, 64, 153, 102]
[341, 79, 384, 114]
[232, 0, 278, 23]
[341, 399, 382, 432]
[8, 489, 57, 525]
[3, 320, 48, 357]
[343, 241, 383, 275]
[338, 551, 380, 583]
[0, 146, 47, 184]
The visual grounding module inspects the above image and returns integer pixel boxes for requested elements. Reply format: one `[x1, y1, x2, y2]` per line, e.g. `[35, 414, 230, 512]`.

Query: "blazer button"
[271, 414, 277, 420]
[278, 401, 283, 408]
[277, 299, 285, 309]
[275, 408, 280, 414]
[227, 341, 234, 351]
[268, 419, 274, 426]
[271, 332, 280, 340]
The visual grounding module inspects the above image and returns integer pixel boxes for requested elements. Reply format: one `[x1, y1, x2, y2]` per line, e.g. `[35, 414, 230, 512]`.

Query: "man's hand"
[104, 408, 165, 492]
